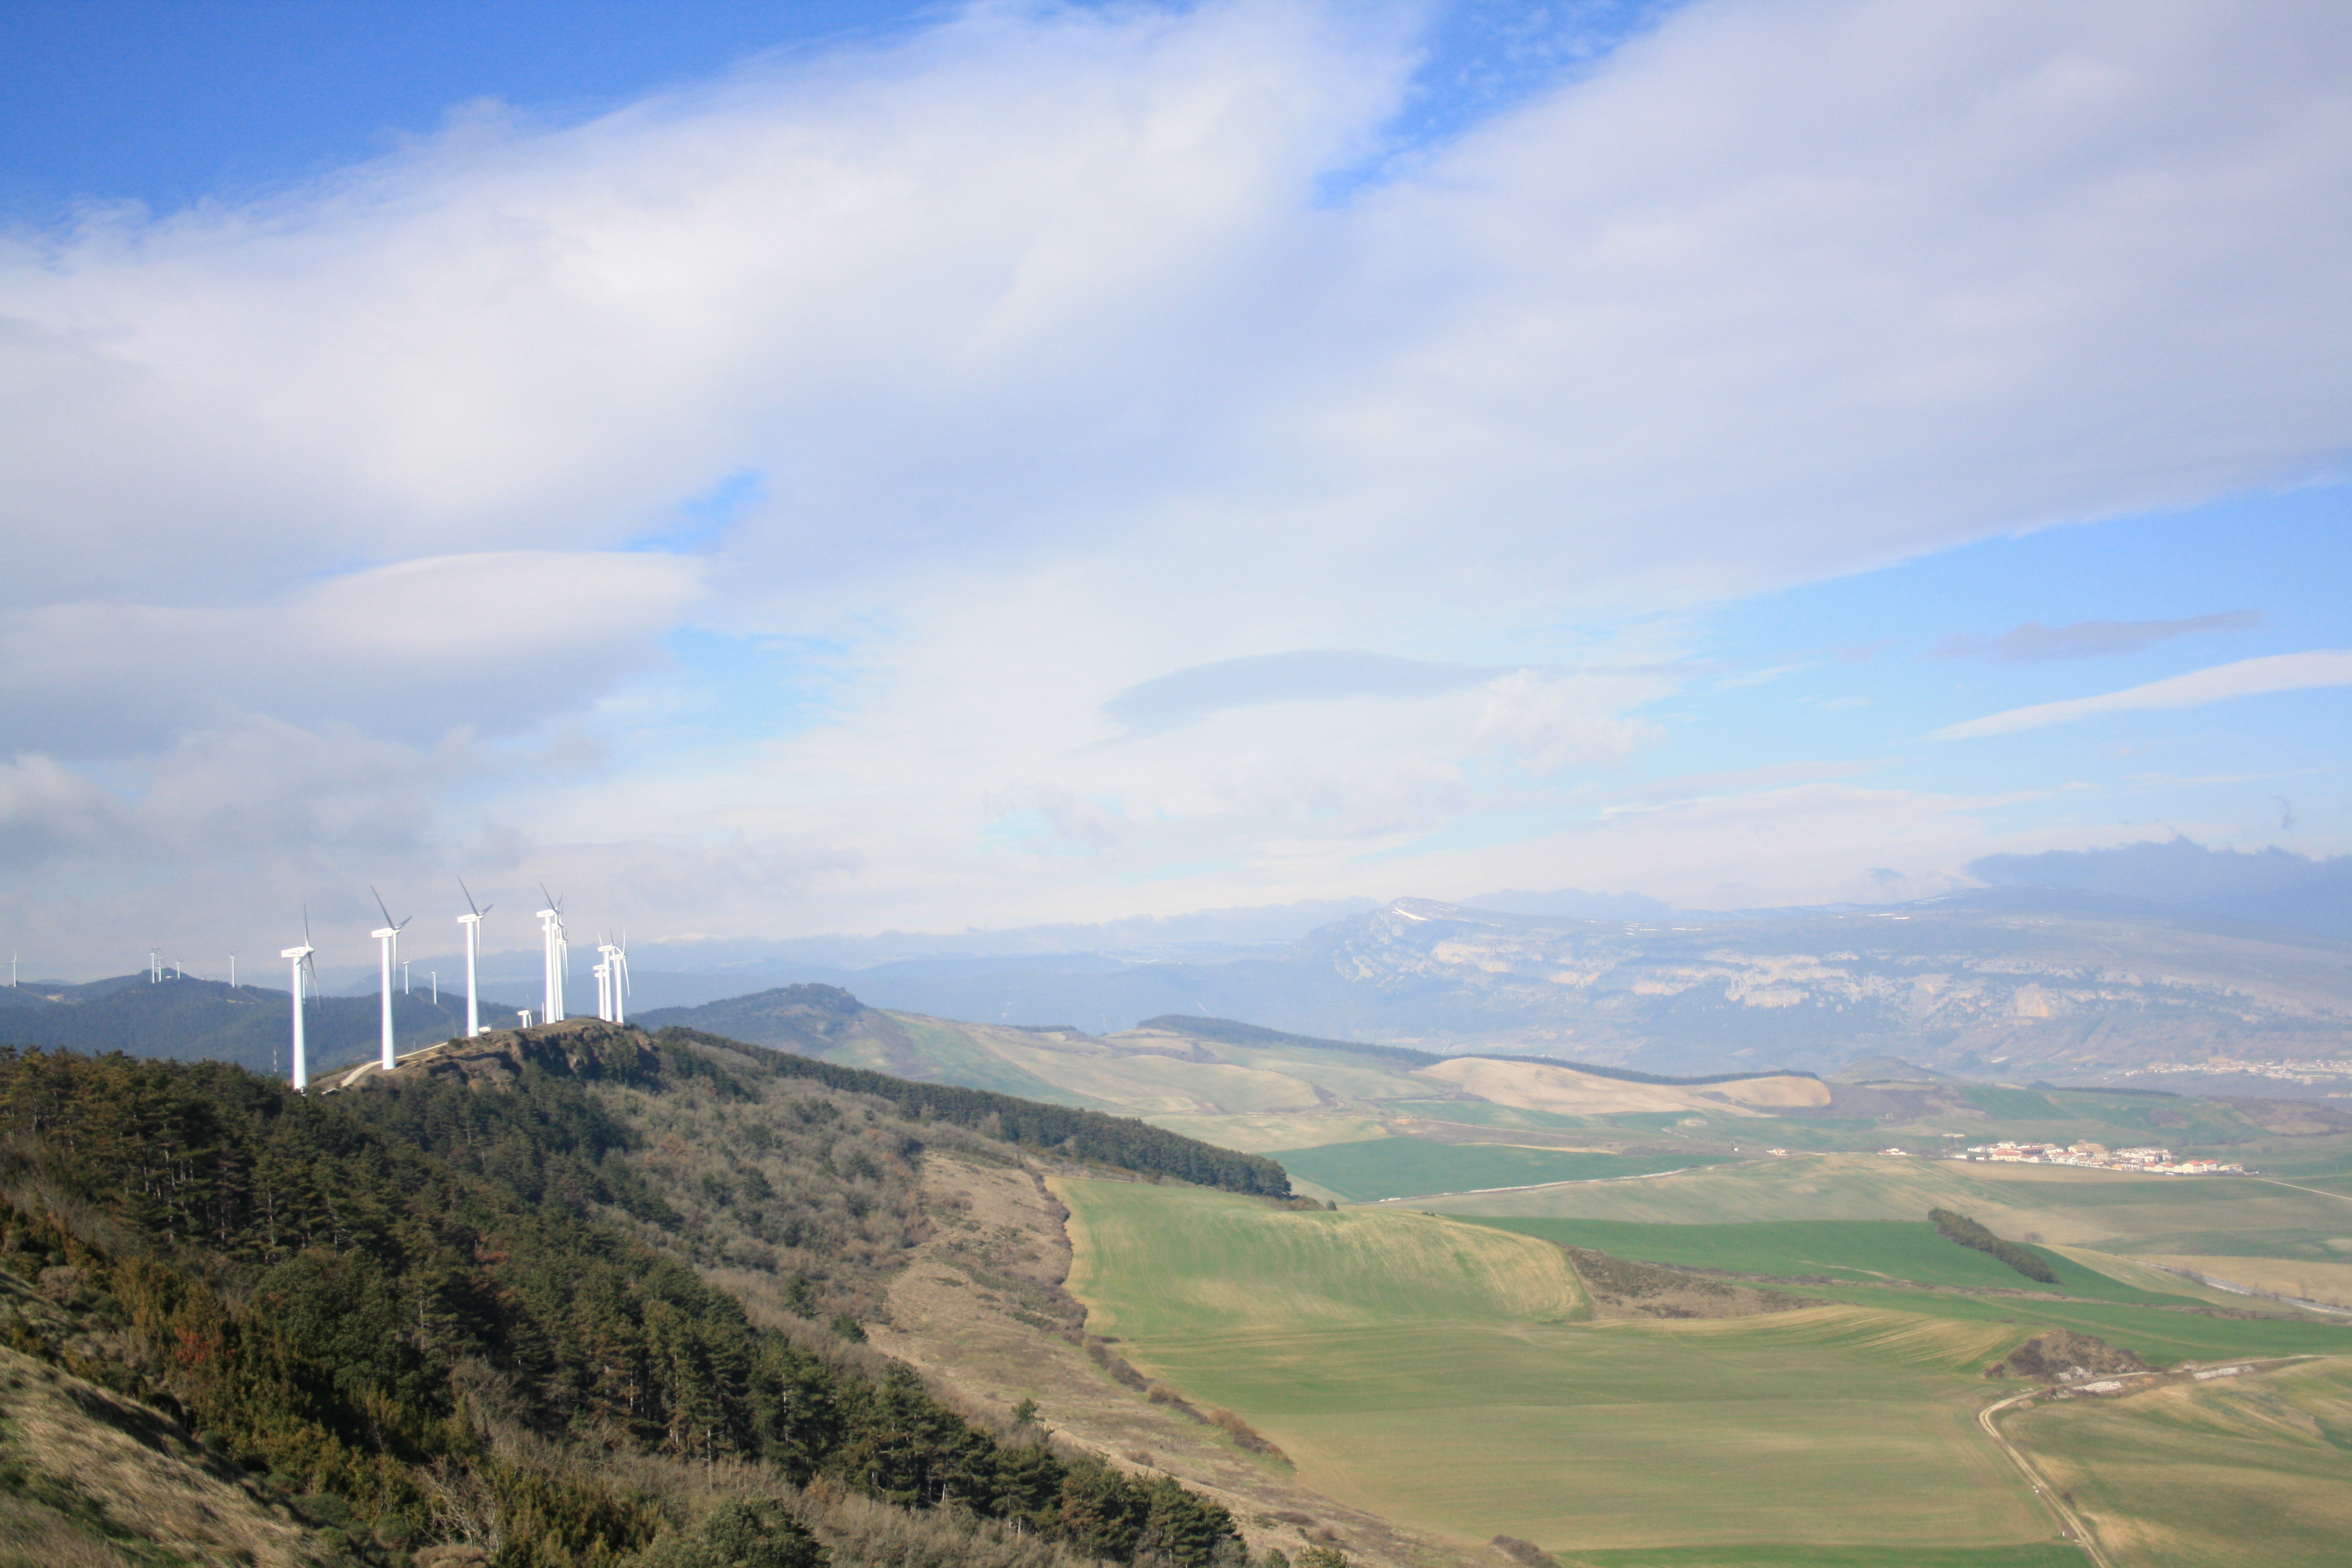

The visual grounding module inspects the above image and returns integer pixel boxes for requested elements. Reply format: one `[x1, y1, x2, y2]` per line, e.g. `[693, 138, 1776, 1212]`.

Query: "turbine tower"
[370, 887, 412, 1071]
[591, 939, 612, 1022]
[279, 912, 318, 1093]
[536, 887, 567, 1026]
[609, 935, 630, 1026]
[457, 878, 492, 1037]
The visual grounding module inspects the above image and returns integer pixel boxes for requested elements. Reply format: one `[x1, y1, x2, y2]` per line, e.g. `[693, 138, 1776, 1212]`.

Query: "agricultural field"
[1057, 1152, 2352, 1566]
[2003, 1359, 2352, 1567]
[1059, 1178, 2067, 1561]
[1459, 1218, 2181, 1300]
[1268, 1138, 1731, 1203]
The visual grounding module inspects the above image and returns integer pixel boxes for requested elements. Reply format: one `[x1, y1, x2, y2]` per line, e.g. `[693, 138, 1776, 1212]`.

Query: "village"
[2127, 1055, 2352, 1088]
[1953, 1140, 2247, 1175]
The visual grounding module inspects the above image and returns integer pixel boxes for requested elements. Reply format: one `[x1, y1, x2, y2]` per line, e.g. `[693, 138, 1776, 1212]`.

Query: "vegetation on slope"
[653, 1027, 1292, 1198]
[1930, 1208, 2059, 1284]
[0, 1039, 1250, 1568]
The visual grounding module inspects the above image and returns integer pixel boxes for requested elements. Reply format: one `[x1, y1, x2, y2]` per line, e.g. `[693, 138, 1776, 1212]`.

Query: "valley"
[7, 968, 2352, 1567]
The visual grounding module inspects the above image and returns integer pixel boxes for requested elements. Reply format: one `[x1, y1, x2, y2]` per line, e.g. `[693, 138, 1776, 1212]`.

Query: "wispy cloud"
[1929, 610, 2262, 662]
[1101, 650, 1507, 736]
[1933, 652, 2352, 740]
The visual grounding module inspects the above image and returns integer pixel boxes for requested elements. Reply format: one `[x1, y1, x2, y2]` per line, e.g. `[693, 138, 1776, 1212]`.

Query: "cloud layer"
[2, 0, 2347, 972]
[1932, 651, 2352, 740]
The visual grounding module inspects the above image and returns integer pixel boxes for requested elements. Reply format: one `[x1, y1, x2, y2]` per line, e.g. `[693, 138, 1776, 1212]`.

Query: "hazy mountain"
[1967, 837, 2352, 938]
[648, 891, 2351, 1084]
[0, 973, 522, 1078]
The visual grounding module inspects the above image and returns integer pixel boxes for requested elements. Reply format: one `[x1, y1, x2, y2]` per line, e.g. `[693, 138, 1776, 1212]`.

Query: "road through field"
[1978, 1385, 2123, 1568]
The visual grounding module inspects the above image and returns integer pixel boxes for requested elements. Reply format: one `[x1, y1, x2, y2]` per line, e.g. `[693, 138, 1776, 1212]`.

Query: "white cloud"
[1932, 651, 2352, 740]
[1, 0, 2347, 969]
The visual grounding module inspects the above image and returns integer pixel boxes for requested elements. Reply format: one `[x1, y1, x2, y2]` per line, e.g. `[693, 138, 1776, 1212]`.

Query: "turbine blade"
[459, 875, 482, 918]
[371, 885, 396, 929]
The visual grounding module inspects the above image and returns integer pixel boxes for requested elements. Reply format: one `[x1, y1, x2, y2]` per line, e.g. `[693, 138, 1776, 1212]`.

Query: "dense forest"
[0, 1035, 1260, 1568]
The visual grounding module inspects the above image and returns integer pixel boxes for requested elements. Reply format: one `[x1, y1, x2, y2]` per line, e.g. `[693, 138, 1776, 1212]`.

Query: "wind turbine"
[457, 879, 492, 1037]
[370, 887, 412, 1071]
[535, 887, 568, 1025]
[279, 909, 319, 1093]
[591, 940, 612, 1023]
[601, 934, 630, 1026]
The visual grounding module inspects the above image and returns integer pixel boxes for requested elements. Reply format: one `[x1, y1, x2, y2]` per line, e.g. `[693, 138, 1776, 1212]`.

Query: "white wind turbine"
[610, 933, 630, 1026]
[370, 887, 412, 1071]
[279, 908, 319, 1093]
[457, 878, 492, 1037]
[591, 939, 612, 1022]
[536, 887, 568, 1026]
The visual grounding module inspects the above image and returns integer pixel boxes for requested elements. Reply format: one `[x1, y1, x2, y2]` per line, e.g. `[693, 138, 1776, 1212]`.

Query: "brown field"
[1412, 1057, 1831, 1117]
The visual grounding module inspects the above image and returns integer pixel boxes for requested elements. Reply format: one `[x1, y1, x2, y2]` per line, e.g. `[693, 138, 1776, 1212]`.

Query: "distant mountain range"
[642, 888, 2351, 1083]
[0, 973, 523, 1077]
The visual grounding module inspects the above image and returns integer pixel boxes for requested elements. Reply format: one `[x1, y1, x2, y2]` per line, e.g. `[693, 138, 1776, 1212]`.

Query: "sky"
[1, 0, 2347, 981]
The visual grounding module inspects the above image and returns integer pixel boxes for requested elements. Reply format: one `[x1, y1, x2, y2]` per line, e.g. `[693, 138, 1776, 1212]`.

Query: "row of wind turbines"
[277, 879, 630, 1093]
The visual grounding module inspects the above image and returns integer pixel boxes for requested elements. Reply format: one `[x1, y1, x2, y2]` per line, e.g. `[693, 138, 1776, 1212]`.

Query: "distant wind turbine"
[279, 909, 319, 1093]
[592, 939, 612, 1023]
[370, 886, 413, 1071]
[536, 887, 568, 1026]
[457, 878, 492, 1037]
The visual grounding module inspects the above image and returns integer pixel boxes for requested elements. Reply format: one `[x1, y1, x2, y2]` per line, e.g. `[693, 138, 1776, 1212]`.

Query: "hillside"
[0, 1025, 1323, 1568]
[632, 987, 2352, 1212]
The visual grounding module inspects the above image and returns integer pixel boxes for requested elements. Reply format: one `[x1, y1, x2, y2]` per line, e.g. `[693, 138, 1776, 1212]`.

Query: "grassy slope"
[1411, 1154, 2352, 1247]
[1268, 1138, 1731, 1203]
[2004, 1359, 2352, 1568]
[1057, 1178, 2055, 1558]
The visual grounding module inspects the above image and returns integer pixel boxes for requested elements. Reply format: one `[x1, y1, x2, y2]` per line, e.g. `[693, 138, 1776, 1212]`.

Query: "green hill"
[0, 1024, 1260, 1568]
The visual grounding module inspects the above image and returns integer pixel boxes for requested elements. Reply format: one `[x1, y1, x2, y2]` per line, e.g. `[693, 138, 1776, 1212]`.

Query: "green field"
[1414, 1152, 2352, 1250]
[1058, 1177, 2062, 1558]
[1460, 1217, 2192, 1303]
[1267, 1136, 1730, 1203]
[2005, 1359, 2352, 1567]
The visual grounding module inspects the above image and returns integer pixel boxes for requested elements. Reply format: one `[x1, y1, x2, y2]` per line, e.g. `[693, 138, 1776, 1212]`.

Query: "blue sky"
[1, 0, 2345, 975]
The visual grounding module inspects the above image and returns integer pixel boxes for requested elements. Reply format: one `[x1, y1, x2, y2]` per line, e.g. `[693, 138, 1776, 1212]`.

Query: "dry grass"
[0, 1345, 331, 1568]
[2138, 1255, 2352, 1310]
[1411, 1059, 1827, 1118]
[2007, 1357, 2352, 1567]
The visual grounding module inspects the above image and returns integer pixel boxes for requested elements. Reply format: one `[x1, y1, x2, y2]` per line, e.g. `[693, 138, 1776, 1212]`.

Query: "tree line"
[1928, 1206, 2059, 1284]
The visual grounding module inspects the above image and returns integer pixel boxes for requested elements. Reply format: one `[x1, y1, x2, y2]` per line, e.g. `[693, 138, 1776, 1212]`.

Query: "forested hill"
[0, 1028, 1264, 1568]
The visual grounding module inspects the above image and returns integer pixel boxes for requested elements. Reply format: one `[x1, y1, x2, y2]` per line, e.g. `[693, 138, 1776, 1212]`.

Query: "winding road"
[1975, 1383, 2128, 1568]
